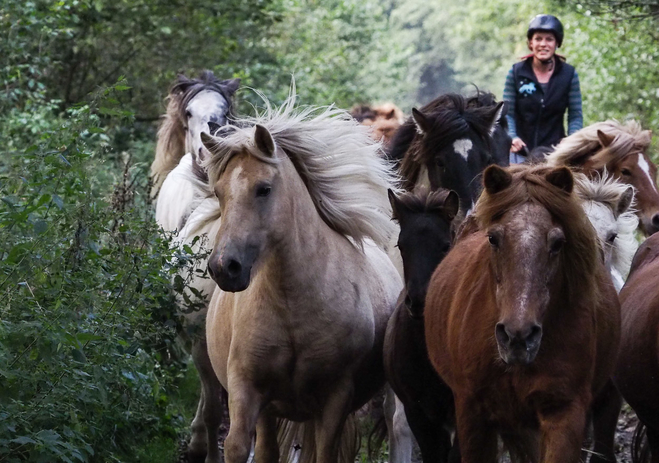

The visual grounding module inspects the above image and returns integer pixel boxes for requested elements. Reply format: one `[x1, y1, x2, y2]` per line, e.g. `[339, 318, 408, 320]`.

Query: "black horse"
[384, 188, 460, 463]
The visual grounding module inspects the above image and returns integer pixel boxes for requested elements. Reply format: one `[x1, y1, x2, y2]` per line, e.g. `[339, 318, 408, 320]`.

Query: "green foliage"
[0, 80, 198, 462]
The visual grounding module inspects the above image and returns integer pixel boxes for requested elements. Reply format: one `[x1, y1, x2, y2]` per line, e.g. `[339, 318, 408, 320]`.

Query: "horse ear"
[201, 132, 218, 155]
[254, 124, 276, 157]
[546, 166, 574, 194]
[617, 186, 635, 216]
[385, 109, 396, 120]
[487, 102, 505, 136]
[221, 78, 241, 95]
[483, 165, 512, 195]
[443, 190, 460, 220]
[388, 189, 403, 221]
[597, 130, 616, 148]
[500, 101, 509, 118]
[412, 108, 430, 135]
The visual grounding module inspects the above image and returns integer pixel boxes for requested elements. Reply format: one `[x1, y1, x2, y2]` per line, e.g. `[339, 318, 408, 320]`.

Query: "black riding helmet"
[527, 14, 564, 47]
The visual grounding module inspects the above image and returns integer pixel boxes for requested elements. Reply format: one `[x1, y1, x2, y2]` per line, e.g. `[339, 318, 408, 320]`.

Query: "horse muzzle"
[495, 322, 543, 365]
[207, 248, 257, 292]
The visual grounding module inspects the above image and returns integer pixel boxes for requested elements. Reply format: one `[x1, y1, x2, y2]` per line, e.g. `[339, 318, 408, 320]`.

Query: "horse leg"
[589, 380, 621, 463]
[538, 398, 588, 463]
[188, 389, 208, 463]
[314, 384, 354, 463]
[453, 394, 497, 463]
[224, 382, 263, 463]
[254, 411, 279, 463]
[191, 340, 225, 463]
[404, 402, 452, 463]
[384, 387, 413, 463]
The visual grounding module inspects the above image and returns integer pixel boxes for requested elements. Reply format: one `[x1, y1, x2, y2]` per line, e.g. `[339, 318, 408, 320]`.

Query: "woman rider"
[503, 14, 583, 164]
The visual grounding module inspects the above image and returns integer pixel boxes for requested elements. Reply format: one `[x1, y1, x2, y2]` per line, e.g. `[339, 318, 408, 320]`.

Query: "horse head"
[478, 165, 599, 365]
[389, 188, 458, 317]
[408, 95, 503, 213]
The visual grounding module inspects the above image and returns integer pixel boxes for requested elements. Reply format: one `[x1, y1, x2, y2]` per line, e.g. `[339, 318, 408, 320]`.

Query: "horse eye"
[435, 157, 445, 168]
[549, 238, 565, 255]
[185, 110, 192, 119]
[606, 233, 618, 244]
[488, 234, 499, 248]
[208, 121, 221, 134]
[621, 168, 632, 176]
[256, 186, 271, 198]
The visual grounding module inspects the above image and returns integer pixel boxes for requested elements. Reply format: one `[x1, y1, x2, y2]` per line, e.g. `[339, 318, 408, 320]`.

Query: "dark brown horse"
[615, 232, 659, 463]
[384, 188, 459, 463]
[387, 92, 505, 213]
[424, 164, 621, 463]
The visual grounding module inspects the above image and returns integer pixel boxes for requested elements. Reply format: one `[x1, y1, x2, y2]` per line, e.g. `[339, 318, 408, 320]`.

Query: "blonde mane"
[201, 90, 400, 248]
[152, 95, 186, 191]
[546, 119, 652, 168]
[574, 171, 639, 281]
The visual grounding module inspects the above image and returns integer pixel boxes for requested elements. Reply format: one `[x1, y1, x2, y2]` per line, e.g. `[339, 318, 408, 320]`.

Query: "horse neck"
[261, 162, 353, 294]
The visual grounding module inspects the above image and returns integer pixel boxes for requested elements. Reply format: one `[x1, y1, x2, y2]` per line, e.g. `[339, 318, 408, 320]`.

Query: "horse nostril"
[495, 323, 510, 346]
[652, 213, 659, 228]
[208, 121, 221, 134]
[207, 261, 217, 280]
[527, 325, 543, 346]
[226, 259, 242, 278]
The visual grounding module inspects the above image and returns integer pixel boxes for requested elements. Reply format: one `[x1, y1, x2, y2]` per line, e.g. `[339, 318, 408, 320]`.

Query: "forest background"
[1, 0, 658, 461]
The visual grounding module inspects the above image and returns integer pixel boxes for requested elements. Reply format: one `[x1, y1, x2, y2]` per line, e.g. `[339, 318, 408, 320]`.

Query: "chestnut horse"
[546, 120, 659, 236]
[350, 103, 404, 149]
[387, 92, 505, 212]
[383, 188, 459, 463]
[197, 98, 402, 463]
[425, 164, 621, 462]
[615, 232, 659, 463]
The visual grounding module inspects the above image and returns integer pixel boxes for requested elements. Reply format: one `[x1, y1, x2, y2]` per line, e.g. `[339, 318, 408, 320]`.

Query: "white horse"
[574, 172, 638, 293]
[186, 96, 402, 463]
[151, 71, 239, 462]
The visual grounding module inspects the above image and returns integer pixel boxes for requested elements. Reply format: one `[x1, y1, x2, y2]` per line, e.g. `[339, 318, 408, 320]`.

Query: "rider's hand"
[511, 137, 527, 153]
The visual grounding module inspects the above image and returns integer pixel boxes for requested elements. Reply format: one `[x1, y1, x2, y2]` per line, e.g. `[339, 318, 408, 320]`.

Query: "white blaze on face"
[229, 165, 247, 197]
[415, 166, 431, 191]
[638, 153, 658, 193]
[453, 138, 473, 161]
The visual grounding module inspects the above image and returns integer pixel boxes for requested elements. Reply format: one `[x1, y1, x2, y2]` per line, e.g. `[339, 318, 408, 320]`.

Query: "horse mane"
[473, 164, 600, 303]
[393, 188, 455, 217]
[574, 171, 639, 279]
[395, 93, 495, 188]
[202, 89, 399, 248]
[546, 119, 652, 168]
[152, 70, 237, 191]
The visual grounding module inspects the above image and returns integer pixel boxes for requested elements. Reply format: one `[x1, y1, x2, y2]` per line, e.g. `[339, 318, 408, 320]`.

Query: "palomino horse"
[351, 103, 405, 148]
[575, 172, 638, 292]
[383, 188, 459, 463]
[387, 92, 505, 212]
[546, 120, 659, 236]
[616, 232, 659, 463]
[196, 99, 402, 463]
[425, 164, 620, 463]
[152, 71, 239, 462]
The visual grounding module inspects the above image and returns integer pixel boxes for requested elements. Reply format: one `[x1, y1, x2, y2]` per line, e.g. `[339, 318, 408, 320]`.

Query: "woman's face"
[528, 31, 557, 62]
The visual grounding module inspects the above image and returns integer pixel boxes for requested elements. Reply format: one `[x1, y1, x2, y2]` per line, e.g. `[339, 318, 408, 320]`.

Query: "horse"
[615, 231, 659, 463]
[152, 71, 239, 463]
[195, 97, 403, 463]
[152, 71, 239, 230]
[350, 103, 404, 148]
[383, 188, 460, 463]
[575, 172, 638, 292]
[465, 91, 512, 167]
[387, 92, 505, 213]
[546, 119, 659, 236]
[424, 164, 621, 463]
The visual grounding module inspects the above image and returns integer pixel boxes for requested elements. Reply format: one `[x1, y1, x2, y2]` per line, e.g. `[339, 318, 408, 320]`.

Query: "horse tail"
[277, 415, 360, 463]
[632, 421, 652, 463]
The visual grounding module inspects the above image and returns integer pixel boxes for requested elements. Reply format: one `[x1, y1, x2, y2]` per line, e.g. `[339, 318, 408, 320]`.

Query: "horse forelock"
[203, 92, 399, 248]
[474, 165, 600, 303]
[394, 188, 457, 218]
[547, 120, 652, 169]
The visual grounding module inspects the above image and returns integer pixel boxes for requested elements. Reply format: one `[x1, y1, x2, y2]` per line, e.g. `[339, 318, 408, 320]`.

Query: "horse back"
[616, 234, 659, 418]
